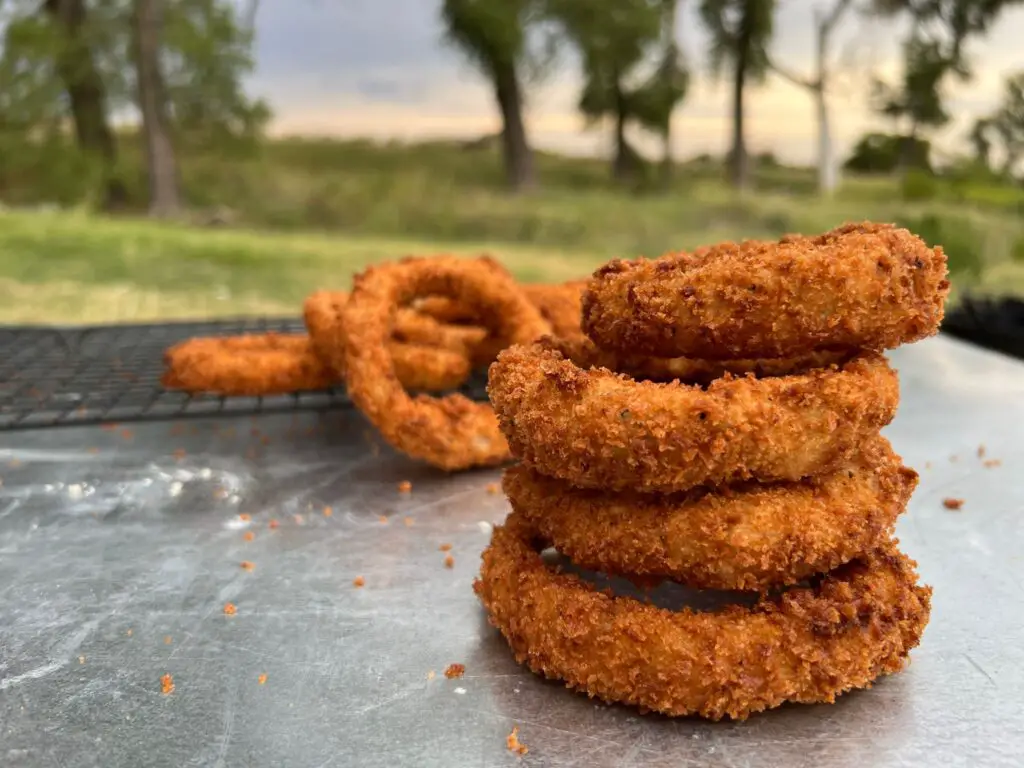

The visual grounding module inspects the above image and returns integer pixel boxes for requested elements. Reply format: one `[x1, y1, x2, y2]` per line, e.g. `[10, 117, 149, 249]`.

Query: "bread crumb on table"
[943, 498, 965, 510]
[243, 531, 255, 542]
[353, 576, 365, 588]
[506, 726, 528, 755]
[323, 506, 333, 517]
[161, 674, 175, 695]
[258, 673, 267, 685]
[444, 663, 465, 679]
[439, 543, 452, 552]
[223, 602, 238, 615]
[240, 561, 255, 572]
[444, 554, 455, 569]
[398, 481, 412, 493]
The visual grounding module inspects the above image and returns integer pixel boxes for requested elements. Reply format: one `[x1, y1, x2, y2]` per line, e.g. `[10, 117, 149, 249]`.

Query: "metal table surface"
[1, 335, 1023, 768]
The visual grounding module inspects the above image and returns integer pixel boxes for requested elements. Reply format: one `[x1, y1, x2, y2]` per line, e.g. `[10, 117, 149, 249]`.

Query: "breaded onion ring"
[487, 337, 899, 493]
[332, 257, 550, 471]
[474, 511, 932, 721]
[303, 290, 472, 392]
[522, 281, 586, 340]
[581, 222, 949, 359]
[503, 436, 917, 591]
[162, 333, 335, 396]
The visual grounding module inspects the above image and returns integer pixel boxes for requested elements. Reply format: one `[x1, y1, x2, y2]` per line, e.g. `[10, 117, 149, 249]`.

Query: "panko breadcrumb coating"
[581, 222, 949, 359]
[488, 337, 899, 493]
[503, 435, 917, 591]
[474, 512, 932, 721]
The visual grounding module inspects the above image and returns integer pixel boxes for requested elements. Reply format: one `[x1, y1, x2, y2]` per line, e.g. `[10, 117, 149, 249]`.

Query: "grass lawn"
[0, 209, 602, 324]
[4, 138, 1024, 324]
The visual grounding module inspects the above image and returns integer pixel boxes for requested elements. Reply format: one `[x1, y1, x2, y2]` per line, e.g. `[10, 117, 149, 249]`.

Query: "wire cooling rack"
[0, 318, 487, 432]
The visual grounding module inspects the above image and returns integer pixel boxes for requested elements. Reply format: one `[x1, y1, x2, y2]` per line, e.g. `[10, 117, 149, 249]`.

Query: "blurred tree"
[0, 0, 266, 207]
[869, 0, 1022, 170]
[133, 0, 179, 216]
[547, 0, 685, 183]
[970, 72, 1024, 178]
[698, 0, 775, 191]
[766, 0, 852, 196]
[633, 0, 690, 185]
[43, 0, 129, 208]
[870, 34, 956, 170]
[441, 0, 542, 191]
[844, 131, 931, 173]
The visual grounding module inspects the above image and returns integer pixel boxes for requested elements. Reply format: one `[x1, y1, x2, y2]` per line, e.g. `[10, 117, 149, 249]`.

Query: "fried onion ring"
[503, 435, 917, 591]
[474, 511, 932, 721]
[522, 281, 586, 340]
[581, 221, 949, 359]
[303, 290, 472, 392]
[487, 337, 899, 493]
[162, 333, 335, 396]
[332, 257, 551, 471]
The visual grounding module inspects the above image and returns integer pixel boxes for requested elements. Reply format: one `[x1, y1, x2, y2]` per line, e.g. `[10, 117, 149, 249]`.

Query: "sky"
[248, 1, 1024, 166]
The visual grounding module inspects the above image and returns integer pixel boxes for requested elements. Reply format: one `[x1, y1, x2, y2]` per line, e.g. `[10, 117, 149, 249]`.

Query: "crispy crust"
[581, 222, 949, 359]
[474, 511, 932, 721]
[162, 333, 336, 396]
[487, 337, 899, 493]
[333, 257, 551, 471]
[503, 436, 918, 591]
[522, 281, 586, 340]
[303, 290, 472, 392]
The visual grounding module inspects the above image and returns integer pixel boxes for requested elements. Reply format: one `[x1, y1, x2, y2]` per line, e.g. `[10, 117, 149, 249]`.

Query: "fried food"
[474, 511, 931, 721]
[503, 435, 917, 591]
[162, 333, 335, 396]
[522, 281, 586, 339]
[332, 257, 550, 471]
[303, 290, 472, 392]
[581, 222, 949, 359]
[487, 337, 899, 493]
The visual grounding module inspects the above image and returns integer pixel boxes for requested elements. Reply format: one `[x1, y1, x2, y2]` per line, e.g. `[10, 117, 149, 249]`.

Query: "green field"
[2, 138, 1023, 324]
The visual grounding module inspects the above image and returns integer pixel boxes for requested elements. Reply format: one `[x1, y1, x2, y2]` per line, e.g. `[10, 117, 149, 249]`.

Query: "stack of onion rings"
[478, 222, 946, 719]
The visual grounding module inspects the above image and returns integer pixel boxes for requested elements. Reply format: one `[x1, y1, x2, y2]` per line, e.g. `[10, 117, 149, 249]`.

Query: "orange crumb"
[439, 543, 452, 552]
[398, 481, 412, 493]
[984, 459, 1002, 468]
[506, 726, 528, 755]
[223, 602, 237, 615]
[486, 483, 499, 495]
[426, 670, 436, 680]
[268, 519, 280, 529]
[172, 449, 186, 461]
[977, 444, 986, 458]
[119, 428, 134, 441]
[444, 663, 465, 679]
[258, 673, 267, 685]
[238, 513, 251, 522]
[943, 498, 965, 510]
[243, 531, 255, 542]
[323, 506, 333, 517]
[240, 561, 255, 572]
[403, 517, 414, 527]
[161, 674, 174, 695]
[379, 515, 389, 524]
[352, 576, 365, 588]
[164, 635, 172, 645]
[444, 554, 455, 569]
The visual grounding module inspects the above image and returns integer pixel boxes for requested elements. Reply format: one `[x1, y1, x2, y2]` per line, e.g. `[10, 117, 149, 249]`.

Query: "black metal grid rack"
[0, 318, 487, 432]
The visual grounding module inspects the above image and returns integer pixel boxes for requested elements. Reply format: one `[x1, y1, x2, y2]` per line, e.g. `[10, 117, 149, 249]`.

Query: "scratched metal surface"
[1, 334, 1023, 768]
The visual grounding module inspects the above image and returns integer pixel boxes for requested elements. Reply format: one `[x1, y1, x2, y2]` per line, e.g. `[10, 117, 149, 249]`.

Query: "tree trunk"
[612, 80, 633, 182]
[659, 0, 680, 187]
[493, 61, 535, 193]
[44, 0, 127, 210]
[815, 87, 837, 195]
[729, 33, 750, 190]
[133, 0, 181, 217]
